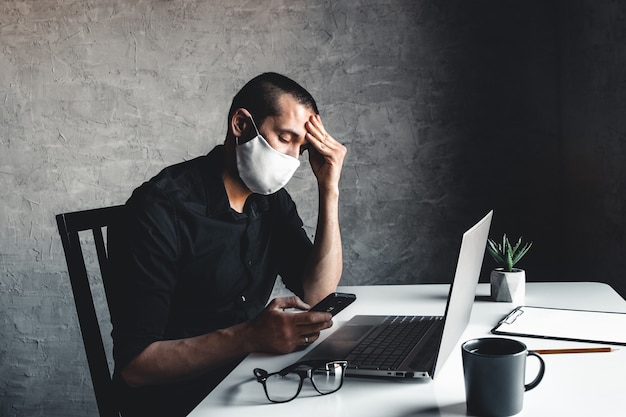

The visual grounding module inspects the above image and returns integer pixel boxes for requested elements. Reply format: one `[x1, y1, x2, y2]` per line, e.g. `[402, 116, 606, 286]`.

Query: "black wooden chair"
[56, 206, 125, 417]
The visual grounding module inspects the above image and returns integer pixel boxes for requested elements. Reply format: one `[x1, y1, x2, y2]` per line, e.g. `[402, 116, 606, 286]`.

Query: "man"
[108, 72, 346, 416]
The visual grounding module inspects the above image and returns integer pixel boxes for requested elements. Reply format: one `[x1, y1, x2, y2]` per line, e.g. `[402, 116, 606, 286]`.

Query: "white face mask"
[235, 115, 300, 195]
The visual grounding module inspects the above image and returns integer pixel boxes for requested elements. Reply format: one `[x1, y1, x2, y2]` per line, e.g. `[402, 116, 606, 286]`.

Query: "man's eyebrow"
[278, 128, 305, 140]
[279, 127, 299, 135]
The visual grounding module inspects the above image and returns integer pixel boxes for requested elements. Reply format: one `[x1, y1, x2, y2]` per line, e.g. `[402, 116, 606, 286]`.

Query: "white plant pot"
[490, 268, 526, 304]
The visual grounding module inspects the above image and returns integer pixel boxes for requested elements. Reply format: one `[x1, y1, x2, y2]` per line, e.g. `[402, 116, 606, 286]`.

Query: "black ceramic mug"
[461, 337, 545, 417]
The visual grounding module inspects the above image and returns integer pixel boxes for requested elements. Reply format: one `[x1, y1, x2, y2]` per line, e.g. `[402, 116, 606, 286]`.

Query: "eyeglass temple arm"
[279, 359, 341, 373]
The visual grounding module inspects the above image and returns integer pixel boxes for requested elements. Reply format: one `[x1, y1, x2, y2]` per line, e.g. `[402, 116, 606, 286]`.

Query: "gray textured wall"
[1, 1, 625, 416]
[559, 0, 626, 297]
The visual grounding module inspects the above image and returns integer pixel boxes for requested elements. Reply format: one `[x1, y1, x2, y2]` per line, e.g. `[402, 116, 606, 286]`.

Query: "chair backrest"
[56, 205, 125, 417]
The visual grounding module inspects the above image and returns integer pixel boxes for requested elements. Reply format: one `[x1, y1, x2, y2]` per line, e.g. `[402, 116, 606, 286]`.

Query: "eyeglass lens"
[261, 361, 345, 402]
[311, 362, 344, 394]
[264, 372, 302, 403]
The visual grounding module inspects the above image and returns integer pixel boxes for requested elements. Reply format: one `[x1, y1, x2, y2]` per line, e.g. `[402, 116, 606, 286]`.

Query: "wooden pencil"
[533, 347, 616, 354]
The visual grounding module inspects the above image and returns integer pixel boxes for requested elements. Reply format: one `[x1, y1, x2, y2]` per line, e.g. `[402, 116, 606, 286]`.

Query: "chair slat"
[56, 206, 124, 417]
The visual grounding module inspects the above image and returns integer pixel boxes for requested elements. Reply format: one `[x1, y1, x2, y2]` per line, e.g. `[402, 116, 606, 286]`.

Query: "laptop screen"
[432, 210, 492, 377]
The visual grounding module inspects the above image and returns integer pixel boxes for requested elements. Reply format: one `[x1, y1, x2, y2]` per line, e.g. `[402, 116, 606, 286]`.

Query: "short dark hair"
[227, 72, 319, 130]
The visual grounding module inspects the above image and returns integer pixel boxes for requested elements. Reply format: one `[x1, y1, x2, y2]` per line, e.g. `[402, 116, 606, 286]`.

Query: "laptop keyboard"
[345, 315, 443, 370]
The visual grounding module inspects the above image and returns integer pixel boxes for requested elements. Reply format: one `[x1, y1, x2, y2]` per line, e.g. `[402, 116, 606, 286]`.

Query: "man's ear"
[231, 108, 251, 138]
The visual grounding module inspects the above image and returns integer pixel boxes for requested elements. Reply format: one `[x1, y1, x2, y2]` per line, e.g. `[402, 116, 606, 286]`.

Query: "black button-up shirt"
[108, 145, 312, 415]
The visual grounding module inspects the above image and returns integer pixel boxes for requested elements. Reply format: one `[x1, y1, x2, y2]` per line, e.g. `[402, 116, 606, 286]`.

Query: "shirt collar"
[203, 145, 270, 219]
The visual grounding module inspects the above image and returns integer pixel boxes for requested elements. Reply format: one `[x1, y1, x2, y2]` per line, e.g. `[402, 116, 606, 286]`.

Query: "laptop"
[299, 210, 493, 379]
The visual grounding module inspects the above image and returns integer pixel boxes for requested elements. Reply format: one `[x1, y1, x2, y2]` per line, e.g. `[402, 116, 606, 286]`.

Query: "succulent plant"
[487, 234, 532, 272]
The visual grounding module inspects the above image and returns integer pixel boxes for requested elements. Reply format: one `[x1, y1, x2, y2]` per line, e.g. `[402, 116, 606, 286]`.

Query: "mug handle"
[525, 350, 546, 391]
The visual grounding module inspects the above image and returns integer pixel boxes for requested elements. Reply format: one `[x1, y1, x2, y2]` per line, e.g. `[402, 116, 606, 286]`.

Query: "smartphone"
[309, 292, 356, 316]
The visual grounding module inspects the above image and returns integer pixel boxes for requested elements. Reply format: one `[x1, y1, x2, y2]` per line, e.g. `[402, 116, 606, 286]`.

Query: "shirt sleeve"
[109, 182, 180, 372]
[272, 190, 313, 299]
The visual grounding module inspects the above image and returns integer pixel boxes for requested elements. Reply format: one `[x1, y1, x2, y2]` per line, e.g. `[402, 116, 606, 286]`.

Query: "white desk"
[188, 282, 626, 417]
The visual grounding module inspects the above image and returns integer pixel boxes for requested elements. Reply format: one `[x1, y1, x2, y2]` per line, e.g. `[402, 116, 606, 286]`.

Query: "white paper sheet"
[492, 306, 626, 345]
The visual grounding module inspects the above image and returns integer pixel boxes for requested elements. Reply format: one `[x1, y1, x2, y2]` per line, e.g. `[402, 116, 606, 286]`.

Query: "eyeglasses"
[253, 360, 347, 403]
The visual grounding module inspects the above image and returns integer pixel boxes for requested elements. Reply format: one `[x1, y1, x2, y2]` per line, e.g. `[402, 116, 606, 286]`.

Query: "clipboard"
[491, 306, 626, 346]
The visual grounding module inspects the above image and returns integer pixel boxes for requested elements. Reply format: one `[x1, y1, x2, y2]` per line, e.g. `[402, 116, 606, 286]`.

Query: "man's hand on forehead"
[304, 114, 347, 190]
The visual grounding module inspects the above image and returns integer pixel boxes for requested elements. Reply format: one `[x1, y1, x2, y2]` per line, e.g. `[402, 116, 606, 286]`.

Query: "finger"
[311, 114, 333, 139]
[301, 333, 320, 346]
[306, 132, 337, 157]
[306, 124, 332, 145]
[306, 116, 335, 148]
[296, 312, 333, 328]
[306, 114, 326, 135]
[269, 295, 310, 311]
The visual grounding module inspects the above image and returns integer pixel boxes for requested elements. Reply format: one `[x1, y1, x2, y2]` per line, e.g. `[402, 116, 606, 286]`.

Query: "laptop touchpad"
[306, 325, 374, 359]
[332, 325, 373, 341]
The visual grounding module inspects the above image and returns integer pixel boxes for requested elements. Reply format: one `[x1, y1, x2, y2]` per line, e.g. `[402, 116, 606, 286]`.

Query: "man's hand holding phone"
[247, 293, 356, 354]
[247, 296, 332, 353]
